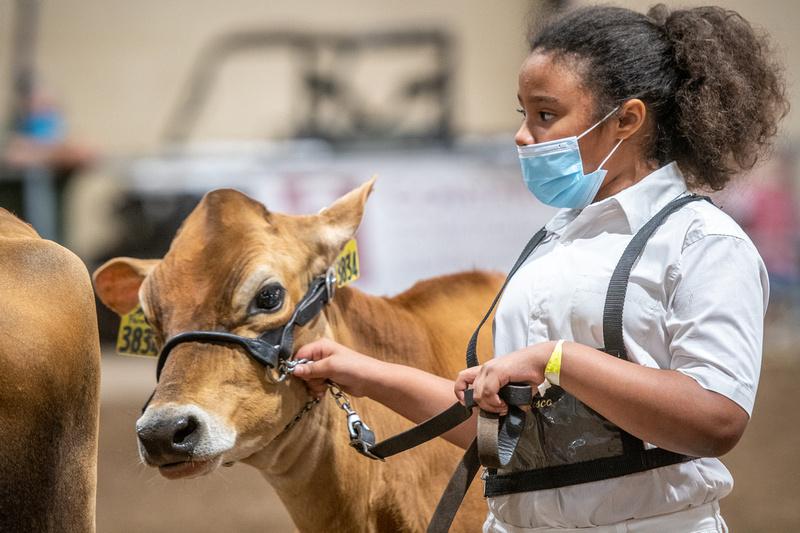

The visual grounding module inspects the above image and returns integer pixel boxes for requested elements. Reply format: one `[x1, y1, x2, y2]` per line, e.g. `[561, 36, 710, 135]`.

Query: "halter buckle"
[325, 267, 337, 302]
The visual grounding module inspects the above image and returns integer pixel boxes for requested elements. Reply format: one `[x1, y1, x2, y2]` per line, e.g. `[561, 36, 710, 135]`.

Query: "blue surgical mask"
[517, 107, 623, 209]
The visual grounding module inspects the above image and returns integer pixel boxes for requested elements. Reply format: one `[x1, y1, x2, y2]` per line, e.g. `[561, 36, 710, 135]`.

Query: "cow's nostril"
[137, 410, 209, 464]
[173, 416, 198, 445]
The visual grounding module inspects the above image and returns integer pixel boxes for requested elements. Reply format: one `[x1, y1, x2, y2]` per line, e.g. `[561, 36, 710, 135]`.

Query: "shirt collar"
[545, 162, 689, 236]
[612, 162, 689, 232]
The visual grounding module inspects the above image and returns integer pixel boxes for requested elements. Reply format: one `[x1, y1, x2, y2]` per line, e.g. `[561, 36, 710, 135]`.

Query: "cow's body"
[93, 182, 501, 532]
[0, 209, 101, 532]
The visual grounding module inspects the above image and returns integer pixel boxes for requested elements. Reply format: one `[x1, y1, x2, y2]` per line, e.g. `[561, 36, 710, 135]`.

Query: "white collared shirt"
[488, 162, 768, 529]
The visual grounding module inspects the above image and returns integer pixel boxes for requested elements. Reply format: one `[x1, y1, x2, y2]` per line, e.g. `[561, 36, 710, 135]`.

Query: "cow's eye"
[254, 284, 285, 312]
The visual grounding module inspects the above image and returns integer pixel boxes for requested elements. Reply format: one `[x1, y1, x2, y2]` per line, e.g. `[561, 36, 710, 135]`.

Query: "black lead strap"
[364, 385, 535, 461]
[321, 228, 550, 532]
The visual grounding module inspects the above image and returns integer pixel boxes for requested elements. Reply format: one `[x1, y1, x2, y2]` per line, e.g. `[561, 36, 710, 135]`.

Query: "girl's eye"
[539, 111, 555, 122]
[516, 107, 526, 117]
[254, 284, 285, 312]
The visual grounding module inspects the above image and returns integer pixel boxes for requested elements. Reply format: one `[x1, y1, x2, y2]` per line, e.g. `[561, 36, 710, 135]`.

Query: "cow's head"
[94, 180, 373, 479]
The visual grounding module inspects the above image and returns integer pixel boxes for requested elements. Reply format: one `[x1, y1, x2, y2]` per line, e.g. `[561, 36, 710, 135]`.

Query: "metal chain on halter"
[282, 396, 320, 433]
[277, 357, 310, 382]
[239, 392, 320, 461]
[252, 358, 321, 448]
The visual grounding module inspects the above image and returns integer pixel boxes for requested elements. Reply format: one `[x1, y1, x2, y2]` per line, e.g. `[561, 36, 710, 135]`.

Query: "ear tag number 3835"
[116, 305, 158, 357]
[335, 239, 360, 288]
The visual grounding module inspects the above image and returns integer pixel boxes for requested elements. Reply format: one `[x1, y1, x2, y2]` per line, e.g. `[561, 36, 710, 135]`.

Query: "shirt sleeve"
[666, 234, 768, 416]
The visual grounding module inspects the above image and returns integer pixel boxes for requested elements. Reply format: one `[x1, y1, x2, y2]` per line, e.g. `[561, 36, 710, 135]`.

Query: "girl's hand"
[292, 338, 380, 398]
[454, 342, 555, 414]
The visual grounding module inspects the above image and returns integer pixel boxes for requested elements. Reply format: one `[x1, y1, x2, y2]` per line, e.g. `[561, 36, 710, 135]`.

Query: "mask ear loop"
[576, 105, 624, 173]
[595, 137, 624, 173]
[577, 106, 620, 140]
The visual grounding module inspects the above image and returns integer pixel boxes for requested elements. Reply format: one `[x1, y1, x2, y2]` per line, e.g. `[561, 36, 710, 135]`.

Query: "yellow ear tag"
[116, 304, 159, 357]
[334, 239, 360, 288]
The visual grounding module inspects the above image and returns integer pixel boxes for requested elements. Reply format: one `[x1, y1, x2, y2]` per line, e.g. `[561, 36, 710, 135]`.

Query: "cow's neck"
[252, 401, 373, 532]
[246, 287, 431, 532]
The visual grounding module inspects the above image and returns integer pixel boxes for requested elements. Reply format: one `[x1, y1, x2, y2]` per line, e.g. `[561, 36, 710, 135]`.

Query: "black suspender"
[483, 193, 712, 497]
[604, 193, 712, 458]
[603, 194, 712, 359]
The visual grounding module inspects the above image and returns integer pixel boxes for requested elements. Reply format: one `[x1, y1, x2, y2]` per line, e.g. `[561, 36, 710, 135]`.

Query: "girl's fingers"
[474, 370, 508, 414]
[306, 378, 328, 398]
[295, 338, 338, 362]
[478, 395, 508, 415]
[292, 358, 330, 380]
[454, 367, 480, 404]
[292, 359, 335, 397]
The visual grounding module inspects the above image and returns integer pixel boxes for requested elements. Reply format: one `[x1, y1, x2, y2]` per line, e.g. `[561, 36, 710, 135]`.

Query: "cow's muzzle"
[136, 404, 236, 478]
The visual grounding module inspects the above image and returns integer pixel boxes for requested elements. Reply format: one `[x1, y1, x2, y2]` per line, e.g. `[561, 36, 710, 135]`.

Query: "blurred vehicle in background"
[91, 27, 555, 338]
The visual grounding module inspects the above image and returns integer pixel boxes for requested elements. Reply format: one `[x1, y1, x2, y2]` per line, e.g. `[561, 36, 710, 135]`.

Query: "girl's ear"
[616, 98, 647, 140]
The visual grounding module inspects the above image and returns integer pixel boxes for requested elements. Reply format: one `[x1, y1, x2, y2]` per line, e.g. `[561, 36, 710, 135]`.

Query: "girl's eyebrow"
[518, 94, 561, 105]
[518, 94, 560, 106]
[530, 95, 560, 104]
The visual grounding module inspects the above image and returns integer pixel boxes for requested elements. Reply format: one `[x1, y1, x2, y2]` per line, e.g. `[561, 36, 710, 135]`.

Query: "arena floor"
[96, 335, 799, 532]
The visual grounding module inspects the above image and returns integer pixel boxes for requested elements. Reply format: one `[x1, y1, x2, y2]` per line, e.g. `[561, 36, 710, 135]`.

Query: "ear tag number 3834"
[334, 238, 360, 288]
[116, 305, 158, 357]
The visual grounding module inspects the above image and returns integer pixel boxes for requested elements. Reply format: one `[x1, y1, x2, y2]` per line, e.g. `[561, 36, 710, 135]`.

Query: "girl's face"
[515, 52, 621, 177]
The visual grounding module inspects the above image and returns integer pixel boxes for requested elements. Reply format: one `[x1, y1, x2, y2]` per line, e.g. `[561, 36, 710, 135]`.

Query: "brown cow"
[93, 181, 501, 532]
[0, 209, 101, 532]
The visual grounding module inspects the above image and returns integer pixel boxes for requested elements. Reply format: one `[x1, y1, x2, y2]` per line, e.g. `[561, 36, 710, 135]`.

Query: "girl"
[293, 4, 789, 531]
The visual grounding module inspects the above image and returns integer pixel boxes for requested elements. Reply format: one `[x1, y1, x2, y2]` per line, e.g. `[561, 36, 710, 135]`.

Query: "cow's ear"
[314, 177, 375, 263]
[93, 258, 159, 315]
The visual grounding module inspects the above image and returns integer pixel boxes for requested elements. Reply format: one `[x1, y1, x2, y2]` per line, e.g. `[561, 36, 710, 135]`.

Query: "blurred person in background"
[292, 4, 789, 532]
[1, 80, 95, 242]
[723, 151, 800, 321]
[3, 81, 94, 172]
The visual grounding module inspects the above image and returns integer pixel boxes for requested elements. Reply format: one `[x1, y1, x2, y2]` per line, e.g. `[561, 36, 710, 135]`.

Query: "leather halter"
[143, 269, 336, 410]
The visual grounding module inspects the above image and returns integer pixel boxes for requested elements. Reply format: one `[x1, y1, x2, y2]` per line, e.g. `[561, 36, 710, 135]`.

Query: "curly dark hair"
[529, 4, 790, 190]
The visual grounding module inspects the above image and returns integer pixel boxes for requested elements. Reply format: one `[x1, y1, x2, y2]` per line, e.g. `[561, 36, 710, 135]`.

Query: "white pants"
[483, 501, 728, 533]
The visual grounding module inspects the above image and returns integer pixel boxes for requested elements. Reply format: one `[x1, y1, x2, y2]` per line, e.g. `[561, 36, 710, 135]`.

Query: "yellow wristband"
[544, 339, 564, 387]
[536, 340, 564, 397]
